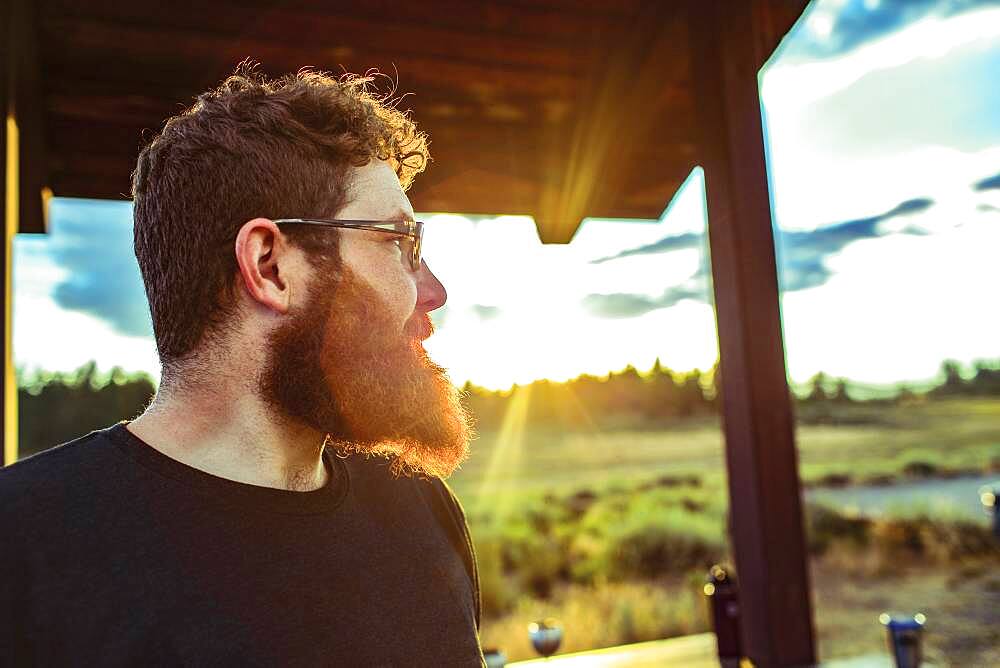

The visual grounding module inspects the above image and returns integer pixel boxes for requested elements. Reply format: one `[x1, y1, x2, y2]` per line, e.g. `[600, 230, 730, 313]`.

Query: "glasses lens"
[398, 235, 414, 270]
[412, 222, 423, 270]
[390, 221, 421, 271]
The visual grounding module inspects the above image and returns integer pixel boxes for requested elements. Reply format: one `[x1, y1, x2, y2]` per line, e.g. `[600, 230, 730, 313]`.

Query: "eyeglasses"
[273, 218, 424, 271]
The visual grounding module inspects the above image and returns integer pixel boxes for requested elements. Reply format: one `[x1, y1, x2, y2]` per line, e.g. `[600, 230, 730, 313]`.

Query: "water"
[807, 474, 999, 523]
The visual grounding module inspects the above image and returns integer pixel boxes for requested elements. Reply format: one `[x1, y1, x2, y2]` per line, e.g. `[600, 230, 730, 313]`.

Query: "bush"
[475, 536, 518, 616]
[806, 503, 871, 555]
[572, 502, 727, 582]
[902, 460, 938, 478]
[608, 517, 723, 579]
[870, 516, 999, 565]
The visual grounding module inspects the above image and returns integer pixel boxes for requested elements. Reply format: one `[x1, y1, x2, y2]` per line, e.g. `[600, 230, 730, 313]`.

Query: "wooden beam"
[43, 106, 697, 220]
[687, 1, 815, 666]
[2, 0, 17, 463]
[10, 0, 46, 234]
[530, 0, 691, 242]
[40, 16, 587, 99]
[750, 0, 812, 70]
[41, 0, 642, 48]
[40, 0, 591, 71]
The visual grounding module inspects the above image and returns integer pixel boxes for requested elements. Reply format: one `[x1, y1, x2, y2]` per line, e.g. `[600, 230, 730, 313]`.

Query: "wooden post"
[687, 1, 816, 665]
[2, 0, 14, 464]
[0, 2, 21, 466]
[11, 0, 46, 236]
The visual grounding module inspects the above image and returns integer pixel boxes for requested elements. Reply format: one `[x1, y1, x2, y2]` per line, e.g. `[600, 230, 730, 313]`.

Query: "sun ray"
[473, 383, 533, 525]
[561, 381, 601, 434]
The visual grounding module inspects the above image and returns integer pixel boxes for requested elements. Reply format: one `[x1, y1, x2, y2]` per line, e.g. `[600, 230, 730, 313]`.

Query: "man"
[0, 69, 483, 665]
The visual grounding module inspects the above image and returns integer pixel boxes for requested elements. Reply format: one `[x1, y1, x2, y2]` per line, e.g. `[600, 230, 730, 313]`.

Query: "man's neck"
[127, 389, 329, 492]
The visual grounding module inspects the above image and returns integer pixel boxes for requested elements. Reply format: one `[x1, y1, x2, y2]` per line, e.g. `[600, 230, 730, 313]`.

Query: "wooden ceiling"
[19, 0, 808, 242]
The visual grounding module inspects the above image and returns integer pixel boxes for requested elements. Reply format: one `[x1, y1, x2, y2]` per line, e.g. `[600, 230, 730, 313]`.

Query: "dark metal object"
[880, 613, 926, 668]
[704, 565, 742, 668]
[687, 1, 817, 665]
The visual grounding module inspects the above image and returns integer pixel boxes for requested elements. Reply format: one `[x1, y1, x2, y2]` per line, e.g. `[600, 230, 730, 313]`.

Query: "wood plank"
[42, 75, 694, 137]
[39, 0, 590, 71]
[49, 152, 136, 201]
[492, 0, 644, 15]
[45, 118, 158, 156]
[47, 176, 132, 202]
[45, 89, 181, 126]
[34, 0, 704, 226]
[687, 0, 816, 665]
[149, 0, 639, 43]
[751, 0, 812, 69]
[530, 3, 692, 242]
[10, 0, 47, 234]
[38, 15, 599, 98]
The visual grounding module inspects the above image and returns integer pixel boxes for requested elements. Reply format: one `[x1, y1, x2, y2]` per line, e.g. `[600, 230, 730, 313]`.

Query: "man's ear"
[234, 218, 294, 315]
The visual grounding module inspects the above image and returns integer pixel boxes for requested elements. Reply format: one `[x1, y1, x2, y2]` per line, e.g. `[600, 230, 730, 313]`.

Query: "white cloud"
[762, 7, 1000, 110]
[782, 216, 1000, 384]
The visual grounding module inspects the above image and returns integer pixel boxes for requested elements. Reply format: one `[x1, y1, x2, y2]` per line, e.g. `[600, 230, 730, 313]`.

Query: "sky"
[13, 0, 1000, 392]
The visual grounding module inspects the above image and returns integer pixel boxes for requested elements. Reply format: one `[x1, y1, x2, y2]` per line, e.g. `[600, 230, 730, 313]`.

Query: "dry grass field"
[450, 397, 1000, 664]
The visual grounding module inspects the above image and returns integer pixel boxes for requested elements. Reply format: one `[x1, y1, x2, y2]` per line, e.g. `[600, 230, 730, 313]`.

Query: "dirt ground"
[812, 558, 1000, 667]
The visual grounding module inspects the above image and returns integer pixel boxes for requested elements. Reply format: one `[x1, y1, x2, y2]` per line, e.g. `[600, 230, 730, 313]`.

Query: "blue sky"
[13, 0, 1000, 391]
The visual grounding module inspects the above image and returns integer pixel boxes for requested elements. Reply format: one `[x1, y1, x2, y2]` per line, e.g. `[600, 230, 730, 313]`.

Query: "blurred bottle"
[880, 613, 926, 668]
[527, 618, 562, 658]
[704, 564, 742, 668]
[483, 647, 507, 668]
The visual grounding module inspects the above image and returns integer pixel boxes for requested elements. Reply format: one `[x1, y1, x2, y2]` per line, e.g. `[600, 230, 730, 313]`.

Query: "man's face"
[258, 161, 473, 478]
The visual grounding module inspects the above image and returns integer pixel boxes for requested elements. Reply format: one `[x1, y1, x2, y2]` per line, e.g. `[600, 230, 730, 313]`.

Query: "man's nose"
[415, 260, 447, 312]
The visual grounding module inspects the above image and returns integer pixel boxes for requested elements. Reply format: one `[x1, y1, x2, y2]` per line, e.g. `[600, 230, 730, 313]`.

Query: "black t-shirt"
[0, 423, 484, 666]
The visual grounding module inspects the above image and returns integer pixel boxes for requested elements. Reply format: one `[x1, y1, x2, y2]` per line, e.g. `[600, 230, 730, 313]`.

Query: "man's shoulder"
[343, 452, 460, 505]
[0, 425, 120, 505]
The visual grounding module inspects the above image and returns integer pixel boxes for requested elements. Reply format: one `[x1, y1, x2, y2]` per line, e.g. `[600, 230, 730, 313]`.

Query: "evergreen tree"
[806, 372, 829, 403]
[970, 360, 1000, 396]
[830, 378, 851, 403]
[931, 359, 966, 396]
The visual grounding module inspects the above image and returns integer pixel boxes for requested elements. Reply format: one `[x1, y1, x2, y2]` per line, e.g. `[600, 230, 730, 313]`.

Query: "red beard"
[259, 265, 473, 478]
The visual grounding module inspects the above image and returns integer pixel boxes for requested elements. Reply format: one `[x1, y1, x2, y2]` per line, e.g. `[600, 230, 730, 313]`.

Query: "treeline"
[464, 357, 1000, 431]
[13, 358, 1000, 458]
[463, 359, 719, 430]
[17, 362, 156, 459]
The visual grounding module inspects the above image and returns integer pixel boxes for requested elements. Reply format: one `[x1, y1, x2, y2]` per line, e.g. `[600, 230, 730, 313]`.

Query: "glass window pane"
[763, 1, 1000, 664]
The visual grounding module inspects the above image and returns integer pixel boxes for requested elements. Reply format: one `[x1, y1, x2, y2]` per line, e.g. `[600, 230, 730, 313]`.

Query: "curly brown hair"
[131, 66, 429, 376]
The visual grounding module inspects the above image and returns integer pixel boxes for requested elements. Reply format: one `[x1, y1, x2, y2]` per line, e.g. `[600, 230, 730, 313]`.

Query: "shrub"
[805, 503, 871, 555]
[476, 536, 519, 616]
[902, 460, 938, 478]
[573, 504, 726, 582]
[869, 516, 999, 565]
